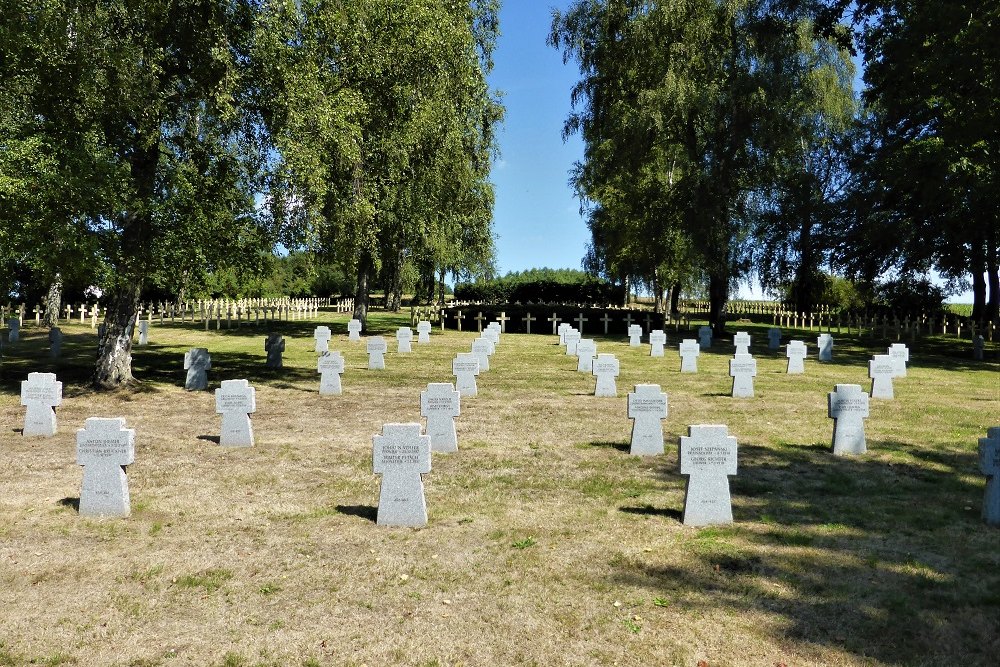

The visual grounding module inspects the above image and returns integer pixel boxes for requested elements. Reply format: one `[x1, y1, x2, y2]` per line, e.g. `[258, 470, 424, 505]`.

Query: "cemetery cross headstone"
[576, 339, 597, 372]
[733, 331, 751, 355]
[420, 383, 461, 453]
[768, 327, 781, 351]
[628, 384, 668, 456]
[679, 339, 700, 373]
[869, 355, 895, 399]
[680, 425, 738, 526]
[77, 417, 135, 518]
[785, 340, 807, 374]
[649, 330, 666, 357]
[471, 337, 491, 372]
[452, 353, 480, 397]
[729, 353, 758, 398]
[396, 327, 413, 354]
[828, 384, 869, 455]
[367, 336, 388, 370]
[373, 423, 431, 527]
[21, 372, 62, 436]
[698, 325, 712, 349]
[592, 353, 620, 397]
[314, 325, 332, 353]
[317, 351, 345, 395]
[978, 427, 1000, 526]
[628, 324, 643, 347]
[888, 343, 909, 378]
[183, 348, 211, 391]
[817, 334, 834, 361]
[264, 334, 285, 368]
[216, 379, 256, 447]
[48, 327, 62, 359]
[347, 319, 362, 341]
[416, 320, 432, 343]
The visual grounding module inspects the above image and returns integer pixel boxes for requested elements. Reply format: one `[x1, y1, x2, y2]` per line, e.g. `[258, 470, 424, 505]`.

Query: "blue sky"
[488, 1, 590, 276]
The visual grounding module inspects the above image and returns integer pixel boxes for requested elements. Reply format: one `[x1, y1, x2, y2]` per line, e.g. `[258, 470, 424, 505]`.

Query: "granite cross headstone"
[649, 330, 667, 357]
[698, 326, 713, 349]
[416, 321, 432, 343]
[978, 427, 1000, 526]
[869, 355, 895, 399]
[974, 335, 985, 361]
[184, 348, 211, 390]
[347, 319, 362, 341]
[137, 321, 149, 345]
[48, 327, 62, 359]
[628, 324, 643, 347]
[628, 384, 668, 456]
[593, 353, 620, 397]
[817, 334, 834, 361]
[421, 383, 461, 453]
[396, 327, 413, 354]
[576, 338, 597, 372]
[21, 372, 62, 436]
[216, 379, 256, 447]
[565, 329, 581, 356]
[888, 343, 909, 378]
[828, 384, 869, 455]
[77, 417, 135, 518]
[314, 326, 332, 352]
[785, 340, 807, 374]
[729, 353, 757, 398]
[680, 425, 738, 526]
[768, 327, 781, 351]
[471, 337, 491, 372]
[367, 336, 387, 370]
[7, 318, 20, 342]
[679, 339, 700, 373]
[317, 351, 345, 395]
[733, 331, 751, 356]
[453, 353, 480, 397]
[264, 334, 285, 368]
[373, 423, 431, 527]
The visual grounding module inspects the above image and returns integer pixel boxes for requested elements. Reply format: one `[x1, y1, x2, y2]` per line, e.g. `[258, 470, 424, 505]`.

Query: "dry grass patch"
[0, 312, 997, 666]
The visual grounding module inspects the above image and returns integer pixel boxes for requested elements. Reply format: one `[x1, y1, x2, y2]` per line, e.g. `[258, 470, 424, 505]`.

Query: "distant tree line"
[549, 0, 998, 333]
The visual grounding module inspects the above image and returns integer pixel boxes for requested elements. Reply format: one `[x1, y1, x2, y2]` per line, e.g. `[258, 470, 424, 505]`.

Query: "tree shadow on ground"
[619, 504, 683, 522]
[588, 440, 631, 453]
[335, 505, 378, 523]
[58, 497, 80, 511]
[612, 439, 999, 665]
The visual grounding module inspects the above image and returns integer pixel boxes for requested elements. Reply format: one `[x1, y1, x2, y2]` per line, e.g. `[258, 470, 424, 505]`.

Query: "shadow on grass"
[619, 504, 683, 522]
[58, 497, 80, 511]
[197, 435, 221, 445]
[335, 505, 378, 523]
[588, 440, 631, 453]
[611, 439, 998, 665]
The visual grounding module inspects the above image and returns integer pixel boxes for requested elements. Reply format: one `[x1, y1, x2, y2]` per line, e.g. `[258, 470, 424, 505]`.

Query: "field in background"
[1, 311, 998, 667]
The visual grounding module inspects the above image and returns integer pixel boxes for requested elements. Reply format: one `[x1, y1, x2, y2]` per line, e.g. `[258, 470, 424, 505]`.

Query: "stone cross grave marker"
[522, 312, 536, 333]
[137, 321, 149, 345]
[8, 318, 19, 342]
[484, 325, 500, 348]
[558, 322, 570, 344]
[471, 337, 491, 372]
[48, 327, 62, 359]
[680, 424, 738, 526]
[974, 335, 985, 361]
[396, 327, 413, 353]
[453, 352, 480, 397]
[768, 327, 781, 351]
[21, 372, 62, 436]
[888, 343, 909, 377]
[698, 325, 713, 349]
[421, 383, 461, 453]
[593, 353, 620, 397]
[367, 336, 387, 370]
[565, 329, 581, 356]
[416, 321, 432, 343]
[77, 417, 135, 517]
[314, 326, 332, 352]
[869, 355, 895, 399]
[978, 427, 1000, 526]
[317, 351, 345, 395]
[628, 324, 643, 347]
[786, 340, 807, 374]
[264, 334, 285, 368]
[729, 353, 757, 398]
[216, 379, 256, 447]
[184, 348, 211, 390]
[649, 330, 667, 357]
[817, 333, 834, 361]
[628, 384, 668, 456]
[347, 319, 362, 341]
[679, 339, 700, 373]
[576, 339, 597, 372]
[734, 331, 751, 355]
[373, 423, 431, 527]
[828, 384, 869, 455]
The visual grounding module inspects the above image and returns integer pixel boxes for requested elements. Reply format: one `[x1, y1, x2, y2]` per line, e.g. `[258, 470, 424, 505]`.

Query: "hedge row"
[453, 279, 625, 306]
[440, 304, 665, 336]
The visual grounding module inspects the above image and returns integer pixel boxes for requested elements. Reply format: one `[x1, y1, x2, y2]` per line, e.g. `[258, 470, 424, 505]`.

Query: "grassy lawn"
[0, 310, 998, 667]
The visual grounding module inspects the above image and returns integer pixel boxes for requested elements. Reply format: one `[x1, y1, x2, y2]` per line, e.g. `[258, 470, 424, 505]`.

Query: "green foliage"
[455, 270, 623, 305]
[872, 277, 946, 317]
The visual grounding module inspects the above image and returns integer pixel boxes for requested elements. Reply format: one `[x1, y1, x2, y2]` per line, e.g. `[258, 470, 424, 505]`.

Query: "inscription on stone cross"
[317, 351, 345, 395]
[592, 353, 620, 397]
[471, 337, 491, 372]
[184, 348, 211, 391]
[869, 355, 895, 399]
[347, 319, 362, 341]
[367, 336, 388, 370]
[576, 339, 597, 372]
[21, 372, 62, 436]
[649, 330, 667, 357]
[421, 383, 461, 453]
[628, 384, 668, 456]
[627, 324, 643, 347]
[729, 354, 757, 398]
[978, 427, 1000, 526]
[77, 417, 135, 518]
[396, 327, 413, 354]
[216, 379, 256, 447]
[264, 334, 285, 368]
[565, 329, 581, 356]
[679, 339, 700, 373]
[416, 321, 432, 343]
[453, 353, 480, 397]
[733, 331, 751, 355]
[314, 326, 332, 352]
[373, 423, 431, 527]
[888, 343, 909, 377]
[680, 425, 738, 526]
[785, 340, 807, 374]
[828, 384, 869, 455]
[817, 334, 834, 361]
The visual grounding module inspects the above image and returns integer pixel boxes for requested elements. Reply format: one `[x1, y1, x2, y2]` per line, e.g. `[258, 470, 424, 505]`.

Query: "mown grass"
[0, 309, 997, 666]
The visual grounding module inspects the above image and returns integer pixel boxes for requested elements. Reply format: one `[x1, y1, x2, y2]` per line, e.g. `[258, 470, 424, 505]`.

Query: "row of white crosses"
[373, 321, 499, 526]
[560, 322, 620, 396]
